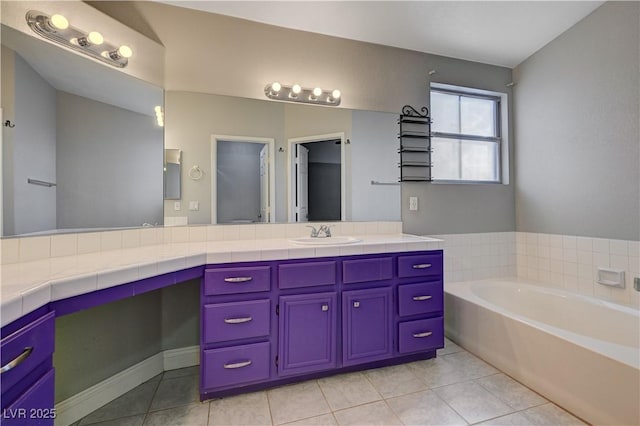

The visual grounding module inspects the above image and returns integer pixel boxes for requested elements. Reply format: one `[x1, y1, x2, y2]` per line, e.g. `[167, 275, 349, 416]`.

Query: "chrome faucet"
[306, 224, 334, 238]
[318, 224, 333, 238]
[306, 225, 319, 237]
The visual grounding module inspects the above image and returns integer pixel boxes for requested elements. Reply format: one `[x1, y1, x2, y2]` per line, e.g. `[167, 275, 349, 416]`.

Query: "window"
[430, 85, 502, 183]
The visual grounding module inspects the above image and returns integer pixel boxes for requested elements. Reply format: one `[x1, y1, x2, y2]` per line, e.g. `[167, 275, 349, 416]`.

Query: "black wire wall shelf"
[398, 105, 432, 182]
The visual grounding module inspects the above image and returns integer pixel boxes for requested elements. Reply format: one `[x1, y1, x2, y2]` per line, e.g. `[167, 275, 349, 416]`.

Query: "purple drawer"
[204, 266, 271, 295]
[203, 299, 270, 344]
[2, 369, 54, 425]
[398, 317, 444, 354]
[278, 261, 337, 289]
[0, 312, 55, 393]
[398, 281, 443, 317]
[397, 253, 442, 278]
[202, 342, 270, 390]
[343, 257, 393, 284]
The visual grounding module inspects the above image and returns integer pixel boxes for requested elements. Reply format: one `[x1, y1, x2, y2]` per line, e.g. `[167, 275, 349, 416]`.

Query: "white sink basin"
[289, 236, 361, 245]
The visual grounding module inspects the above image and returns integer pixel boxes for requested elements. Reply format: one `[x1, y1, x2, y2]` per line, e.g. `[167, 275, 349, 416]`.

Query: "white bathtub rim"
[445, 277, 640, 370]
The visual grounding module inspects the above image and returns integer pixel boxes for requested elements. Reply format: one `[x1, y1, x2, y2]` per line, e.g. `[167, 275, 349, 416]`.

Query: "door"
[259, 145, 269, 223]
[295, 145, 309, 222]
[278, 292, 337, 376]
[342, 287, 392, 366]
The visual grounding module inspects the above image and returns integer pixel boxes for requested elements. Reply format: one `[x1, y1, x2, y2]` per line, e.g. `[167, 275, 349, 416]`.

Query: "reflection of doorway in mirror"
[288, 133, 345, 222]
[211, 135, 275, 224]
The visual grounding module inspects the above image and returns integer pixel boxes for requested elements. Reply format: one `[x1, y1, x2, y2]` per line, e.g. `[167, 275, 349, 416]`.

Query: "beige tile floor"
[73, 339, 587, 426]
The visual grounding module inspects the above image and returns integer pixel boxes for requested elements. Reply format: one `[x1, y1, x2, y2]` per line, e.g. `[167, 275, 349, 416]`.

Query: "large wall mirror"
[1, 24, 164, 236]
[165, 92, 401, 225]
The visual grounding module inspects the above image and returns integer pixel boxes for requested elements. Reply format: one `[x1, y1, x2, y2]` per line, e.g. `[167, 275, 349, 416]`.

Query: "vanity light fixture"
[26, 10, 133, 68]
[265, 82, 342, 106]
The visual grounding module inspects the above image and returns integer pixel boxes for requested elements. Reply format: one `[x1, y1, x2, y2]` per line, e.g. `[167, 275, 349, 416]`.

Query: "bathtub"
[445, 279, 639, 426]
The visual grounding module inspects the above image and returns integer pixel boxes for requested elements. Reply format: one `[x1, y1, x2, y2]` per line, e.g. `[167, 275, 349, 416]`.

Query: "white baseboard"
[163, 345, 199, 371]
[55, 346, 200, 426]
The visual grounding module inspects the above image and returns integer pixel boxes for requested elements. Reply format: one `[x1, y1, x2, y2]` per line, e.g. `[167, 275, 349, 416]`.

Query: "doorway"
[211, 135, 275, 224]
[287, 133, 346, 222]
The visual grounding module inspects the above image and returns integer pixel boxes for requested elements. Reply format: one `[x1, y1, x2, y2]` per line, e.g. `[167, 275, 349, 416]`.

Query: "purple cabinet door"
[342, 287, 392, 366]
[278, 293, 337, 376]
[342, 257, 393, 284]
[2, 369, 55, 425]
[278, 262, 337, 289]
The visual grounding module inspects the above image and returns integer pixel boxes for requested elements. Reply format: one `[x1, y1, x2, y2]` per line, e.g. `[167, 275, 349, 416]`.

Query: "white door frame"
[211, 135, 276, 224]
[286, 132, 346, 222]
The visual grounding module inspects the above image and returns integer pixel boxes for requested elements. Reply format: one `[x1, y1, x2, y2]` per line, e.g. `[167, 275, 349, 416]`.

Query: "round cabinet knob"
[321, 305, 329, 312]
[353, 301, 360, 308]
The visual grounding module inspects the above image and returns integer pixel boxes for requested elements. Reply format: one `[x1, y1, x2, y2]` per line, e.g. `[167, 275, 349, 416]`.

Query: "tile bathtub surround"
[73, 339, 586, 426]
[515, 232, 640, 308]
[1, 221, 403, 265]
[430, 232, 517, 282]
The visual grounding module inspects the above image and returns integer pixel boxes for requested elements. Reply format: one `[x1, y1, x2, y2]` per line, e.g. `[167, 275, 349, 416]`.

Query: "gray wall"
[513, 1, 640, 240]
[217, 140, 263, 223]
[351, 110, 401, 221]
[2, 50, 57, 235]
[54, 290, 162, 402]
[56, 91, 163, 229]
[402, 56, 515, 235]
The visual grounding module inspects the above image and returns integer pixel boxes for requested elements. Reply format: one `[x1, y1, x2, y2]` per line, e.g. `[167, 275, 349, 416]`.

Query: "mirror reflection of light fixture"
[154, 105, 164, 127]
[26, 10, 132, 68]
[264, 82, 342, 106]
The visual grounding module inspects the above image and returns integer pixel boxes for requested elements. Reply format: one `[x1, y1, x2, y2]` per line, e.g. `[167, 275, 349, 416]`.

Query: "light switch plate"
[173, 201, 181, 211]
[189, 201, 199, 211]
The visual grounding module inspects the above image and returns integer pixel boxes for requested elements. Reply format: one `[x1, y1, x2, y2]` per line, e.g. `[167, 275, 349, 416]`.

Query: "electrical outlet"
[409, 196, 418, 211]
[173, 201, 181, 211]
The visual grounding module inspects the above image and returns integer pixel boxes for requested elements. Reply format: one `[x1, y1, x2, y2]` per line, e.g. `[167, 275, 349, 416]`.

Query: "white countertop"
[0, 234, 442, 327]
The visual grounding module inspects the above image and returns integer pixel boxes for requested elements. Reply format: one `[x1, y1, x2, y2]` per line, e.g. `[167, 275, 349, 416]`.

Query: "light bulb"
[292, 84, 302, 94]
[332, 89, 341, 99]
[154, 106, 162, 114]
[50, 14, 69, 30]
[313, 87, 322, 97]
[271, 82, 281, 92]
[87, 31, 104, 45]
[118, 45, 133, 58]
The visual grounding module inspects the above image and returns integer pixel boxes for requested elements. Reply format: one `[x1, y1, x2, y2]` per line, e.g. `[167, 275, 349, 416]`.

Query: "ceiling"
[158, 1, 604, 68]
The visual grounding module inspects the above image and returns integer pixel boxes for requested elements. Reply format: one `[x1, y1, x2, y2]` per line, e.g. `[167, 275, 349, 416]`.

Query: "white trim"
[286, 132, 346, 222]
[54, 346, 199, 426]
[211, 135, 276, 224]
[163, 345, 199, 371]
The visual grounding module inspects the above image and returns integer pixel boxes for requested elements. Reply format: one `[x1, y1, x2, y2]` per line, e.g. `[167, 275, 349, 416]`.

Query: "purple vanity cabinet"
[342, 287, 392, 366]
[201, 250, 444, 400]
[278, 292, 337, 376]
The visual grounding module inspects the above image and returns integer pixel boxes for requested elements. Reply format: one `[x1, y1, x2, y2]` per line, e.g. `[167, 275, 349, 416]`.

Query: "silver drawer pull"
[412, 295, 433, 301]
[223, 360, 252, 369]
[223, 277, 253, 283]
[353, 301, 360, 308]
[224, 317, 253, 324]
[413, 331, 433, 338]
[1, 347, 33, 374]
[412, 264, 432, 269]
[321, 304, 329, 312]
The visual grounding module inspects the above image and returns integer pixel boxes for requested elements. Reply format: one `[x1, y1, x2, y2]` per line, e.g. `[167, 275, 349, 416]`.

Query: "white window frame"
[430, 83, 509, 185]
